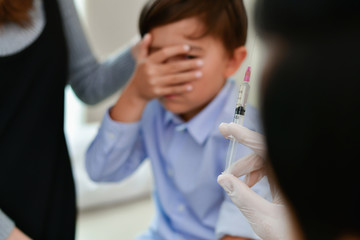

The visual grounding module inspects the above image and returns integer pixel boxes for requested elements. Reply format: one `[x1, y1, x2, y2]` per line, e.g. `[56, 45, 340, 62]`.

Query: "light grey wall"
[74, 0, 264, 122]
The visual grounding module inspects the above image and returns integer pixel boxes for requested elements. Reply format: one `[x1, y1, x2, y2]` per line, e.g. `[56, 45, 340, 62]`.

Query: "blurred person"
[218, 0, 360, 239]
[0, 0, 139, 239]
[86, 0, 271, 239]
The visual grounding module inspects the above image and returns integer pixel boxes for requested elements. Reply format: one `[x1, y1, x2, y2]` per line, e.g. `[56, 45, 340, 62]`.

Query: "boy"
[86, 0, 270, 239]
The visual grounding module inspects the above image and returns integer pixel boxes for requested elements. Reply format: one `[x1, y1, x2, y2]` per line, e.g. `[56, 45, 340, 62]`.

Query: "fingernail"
[218, 175, 234, 195]
[195, 71, 202, 78]
[187, 85, 193, 91]
[184, 45, 190, 51]
[196, 60, 203, 66]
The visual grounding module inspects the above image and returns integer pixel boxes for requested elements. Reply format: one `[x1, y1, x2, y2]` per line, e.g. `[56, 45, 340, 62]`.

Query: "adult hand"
[110, 33, 203, 122]
[6, 227, 31, 240]
[217, 123, 292, 240]
[128, 33, 203, 102]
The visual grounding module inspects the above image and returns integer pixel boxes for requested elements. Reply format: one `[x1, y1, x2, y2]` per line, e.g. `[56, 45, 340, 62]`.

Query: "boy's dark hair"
[139, 0, 248, 56]
[256, 0, 360, 238]
[262, 39, 360, 240]
[254, 0, 360, 41]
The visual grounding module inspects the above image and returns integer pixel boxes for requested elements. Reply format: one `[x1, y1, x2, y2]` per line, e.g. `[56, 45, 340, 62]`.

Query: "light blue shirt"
[86, 79, 271, 240]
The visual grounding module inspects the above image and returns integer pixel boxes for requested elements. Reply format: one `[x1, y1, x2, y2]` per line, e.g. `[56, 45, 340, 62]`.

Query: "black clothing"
[0, 0, 76, 239]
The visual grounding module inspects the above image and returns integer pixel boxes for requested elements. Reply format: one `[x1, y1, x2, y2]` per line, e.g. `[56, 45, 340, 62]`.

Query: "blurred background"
[65, 0, 264, 239]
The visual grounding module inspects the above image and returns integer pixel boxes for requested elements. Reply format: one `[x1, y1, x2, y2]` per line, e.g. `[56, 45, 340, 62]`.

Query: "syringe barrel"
[236, 81, 250, 113]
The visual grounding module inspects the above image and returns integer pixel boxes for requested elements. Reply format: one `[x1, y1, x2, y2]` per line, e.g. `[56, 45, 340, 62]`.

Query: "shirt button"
[177, 204, 185, 212]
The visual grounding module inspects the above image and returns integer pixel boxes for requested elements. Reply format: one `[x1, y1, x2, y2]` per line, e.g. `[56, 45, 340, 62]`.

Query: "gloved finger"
[219, 122, 266, 158]
[217, 173, 291, 240]
[217, 173, 276, 216]
[229, 153, 264, 179]
[244, 169, 266, 188]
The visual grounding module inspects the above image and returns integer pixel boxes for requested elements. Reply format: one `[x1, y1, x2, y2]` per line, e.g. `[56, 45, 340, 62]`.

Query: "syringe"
[224, 66, 251, 172]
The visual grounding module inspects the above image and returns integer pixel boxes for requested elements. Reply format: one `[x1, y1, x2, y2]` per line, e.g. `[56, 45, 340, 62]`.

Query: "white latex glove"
[217, 122, 293, 240]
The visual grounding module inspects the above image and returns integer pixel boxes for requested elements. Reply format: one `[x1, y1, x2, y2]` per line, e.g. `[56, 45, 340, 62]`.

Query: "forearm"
[110, 83, 148, 122]
[86, 110, 145, 182]
[69, 47, 136, 105]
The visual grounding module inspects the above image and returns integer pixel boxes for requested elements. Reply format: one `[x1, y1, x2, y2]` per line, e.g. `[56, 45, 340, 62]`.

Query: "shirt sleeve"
[85, 108, 146, 182]
[0, 209, 15, 240]
[58, 0, 136, 105]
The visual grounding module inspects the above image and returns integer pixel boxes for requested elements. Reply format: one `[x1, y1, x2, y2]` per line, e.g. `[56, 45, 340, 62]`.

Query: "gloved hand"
[217, 122, 293, 240]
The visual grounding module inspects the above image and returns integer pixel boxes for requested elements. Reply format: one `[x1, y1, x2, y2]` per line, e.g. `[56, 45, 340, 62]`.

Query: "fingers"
[137, 34, 152, 61]
[217, 173, 273, 214]
[157, 58, 203, 75]
[150, 44, 191, 63]
[220, 122, 267, 188]
[132, 42, 203, 101]
[141, 67, 201, 98]
[218, 173, 292, 240]
[154, 69, 202, 86]
[219, 122, 266, 158]
[228, 153, 265, 184]
[245, 169, 266, 188]
[154, 83, 193, 96]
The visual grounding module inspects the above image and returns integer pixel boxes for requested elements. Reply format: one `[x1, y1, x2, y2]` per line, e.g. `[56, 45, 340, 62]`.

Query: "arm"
[85, 110, 146, 182]
[58, 0, 136, 104]
[86, 34, 203, 181]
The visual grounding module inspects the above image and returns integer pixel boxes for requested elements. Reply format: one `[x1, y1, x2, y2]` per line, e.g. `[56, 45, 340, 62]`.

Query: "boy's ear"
[224, 46, 247, 78]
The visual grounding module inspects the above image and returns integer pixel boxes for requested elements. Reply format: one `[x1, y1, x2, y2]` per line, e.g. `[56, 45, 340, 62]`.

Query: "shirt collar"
[164, 79, 235, 145]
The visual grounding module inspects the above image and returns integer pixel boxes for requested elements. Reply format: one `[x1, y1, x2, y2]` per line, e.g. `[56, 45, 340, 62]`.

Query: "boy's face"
[149, 17, 234, 121]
